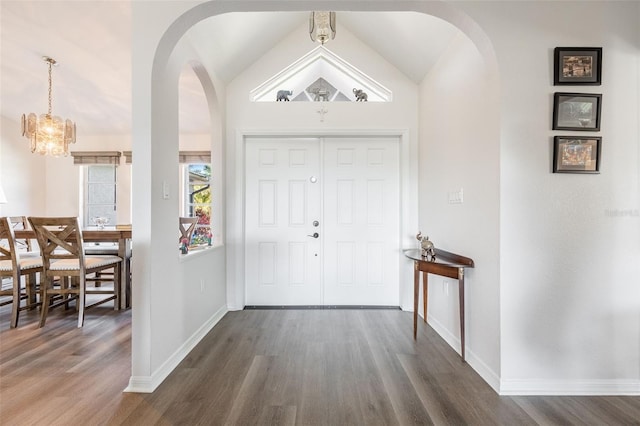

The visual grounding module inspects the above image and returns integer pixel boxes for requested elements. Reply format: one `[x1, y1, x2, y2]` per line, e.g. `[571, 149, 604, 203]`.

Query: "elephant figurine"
[416, 231, 436, 261]
[309, 88, 330, 102]
[353, 88, 368, 102]
[276, 90, 292, 101]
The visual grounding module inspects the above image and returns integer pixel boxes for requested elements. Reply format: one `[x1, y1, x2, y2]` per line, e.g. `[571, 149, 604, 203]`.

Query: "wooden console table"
[404, 248, 474, 361]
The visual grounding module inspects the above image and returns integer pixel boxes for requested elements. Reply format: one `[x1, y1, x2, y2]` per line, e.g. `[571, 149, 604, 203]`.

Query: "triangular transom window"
[250, 46, 392, 103]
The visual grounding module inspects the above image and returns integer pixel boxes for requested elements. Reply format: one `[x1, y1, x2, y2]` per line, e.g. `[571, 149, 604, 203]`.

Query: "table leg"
[459, 271, 465, 362]
[117, 237, 131, 309]
[423, 272, 428, 324]
[413, 262, 419, 340]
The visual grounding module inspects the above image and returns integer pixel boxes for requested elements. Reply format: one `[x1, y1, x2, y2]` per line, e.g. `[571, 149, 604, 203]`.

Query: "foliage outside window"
[185, 164, 211, 245]
[84, 165, 117, 228]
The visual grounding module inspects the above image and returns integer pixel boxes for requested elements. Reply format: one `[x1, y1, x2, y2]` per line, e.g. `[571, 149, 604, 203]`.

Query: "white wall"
[129, 1, 228, 392]
[0, 116, 133, 222]
[419, 32, 501, 389]
[225, 22, 420, 310]
[0, 116, 46, 216]
[460, 1, 640, 394]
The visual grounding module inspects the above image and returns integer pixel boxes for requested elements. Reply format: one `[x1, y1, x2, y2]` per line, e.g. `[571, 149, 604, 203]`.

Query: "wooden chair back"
[0, 217, 20, 276]
[28, 216, 122, 328]
[179, 217, 199, 244]
[8, 216, 33, 252]
[0, 217, 42, 327]
[28, 217, 84, 275]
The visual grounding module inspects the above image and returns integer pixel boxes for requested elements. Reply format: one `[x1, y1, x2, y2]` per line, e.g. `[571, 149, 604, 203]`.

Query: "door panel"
[245, 138, 322, 305]
[323, 138, 400, 306]
[245, 136, 400, 306]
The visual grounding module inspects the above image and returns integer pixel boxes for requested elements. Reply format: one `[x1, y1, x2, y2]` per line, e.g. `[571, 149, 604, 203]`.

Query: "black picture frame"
[553, 92, 601, 131]
[553, 136, 601, 174]
[554, 47, 602, 85]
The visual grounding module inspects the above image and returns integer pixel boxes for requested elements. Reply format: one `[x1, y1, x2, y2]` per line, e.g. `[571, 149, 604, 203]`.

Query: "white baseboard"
[426, 314, 501, 393]
[427, 315, 640, 395]
[499, 379, 640, 396]
[226, 304, 243, 311]
[124, 305, 228, 393]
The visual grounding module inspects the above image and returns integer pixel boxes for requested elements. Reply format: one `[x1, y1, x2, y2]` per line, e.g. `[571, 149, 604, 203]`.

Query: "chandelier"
[309, 11, 336, 45]
[21, 56, 76, 157]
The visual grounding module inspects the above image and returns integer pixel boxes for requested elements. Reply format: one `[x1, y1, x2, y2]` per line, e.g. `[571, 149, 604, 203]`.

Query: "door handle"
[307, 232, 319, 239]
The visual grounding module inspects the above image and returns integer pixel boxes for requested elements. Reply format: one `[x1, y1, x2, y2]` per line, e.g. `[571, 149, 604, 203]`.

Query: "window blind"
[70, 151, 121, 165]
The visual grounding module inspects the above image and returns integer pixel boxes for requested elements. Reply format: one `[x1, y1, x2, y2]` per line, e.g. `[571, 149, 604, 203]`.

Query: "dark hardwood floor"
[1, 303, 639, 425]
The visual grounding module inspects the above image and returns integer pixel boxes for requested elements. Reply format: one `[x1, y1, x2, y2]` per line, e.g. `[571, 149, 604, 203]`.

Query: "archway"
[129, 0, 500, 393]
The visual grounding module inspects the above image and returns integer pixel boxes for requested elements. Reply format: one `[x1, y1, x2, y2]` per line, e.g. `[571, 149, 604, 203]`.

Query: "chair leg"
[113, 263, 122, 311]
[10, 276, 20, 329]
[39, 278, 52, 328]
[77, 277, 86, 328]
[59, 277, 78, 311]
[26, 272, 38, 308]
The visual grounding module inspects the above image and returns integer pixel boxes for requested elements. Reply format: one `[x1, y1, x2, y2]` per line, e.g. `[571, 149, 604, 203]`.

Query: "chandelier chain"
[47, 59, 53, 115]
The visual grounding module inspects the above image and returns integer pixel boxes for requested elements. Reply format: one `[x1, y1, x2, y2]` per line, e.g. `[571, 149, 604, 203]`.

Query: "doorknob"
[307, 232, 319, 238]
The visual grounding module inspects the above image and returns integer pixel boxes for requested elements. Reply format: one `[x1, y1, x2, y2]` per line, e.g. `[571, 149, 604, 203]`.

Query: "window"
[183, 163, 211, 245]
[83, 165, 117, 228]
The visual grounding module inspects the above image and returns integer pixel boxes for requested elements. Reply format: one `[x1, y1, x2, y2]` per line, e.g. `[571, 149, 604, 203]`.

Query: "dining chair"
[0, 217, 43, 328]
[179, 216, 199, 245]
[28, 217, 123, 328]
[8, 216, 35, 253]
[84, 242, 118, 287]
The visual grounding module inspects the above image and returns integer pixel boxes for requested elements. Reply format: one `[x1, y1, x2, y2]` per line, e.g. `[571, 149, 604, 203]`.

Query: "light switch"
[162, 181, 170, 200]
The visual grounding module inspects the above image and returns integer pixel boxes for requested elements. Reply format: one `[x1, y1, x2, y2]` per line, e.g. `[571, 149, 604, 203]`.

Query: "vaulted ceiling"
[0, 2, 459, 135]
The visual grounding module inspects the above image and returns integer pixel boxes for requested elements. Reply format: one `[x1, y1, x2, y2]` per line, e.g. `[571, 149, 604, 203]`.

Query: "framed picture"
[554, 47, 602, 85]
[553, 136, 601, 173]
[553, 92, 601, 131]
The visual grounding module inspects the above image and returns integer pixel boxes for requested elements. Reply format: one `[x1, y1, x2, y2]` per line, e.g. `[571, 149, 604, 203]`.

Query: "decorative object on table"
[415, 231, 436, 261]
[207, 232, 213, 246]
[276, 90, 292, 101]
[553, 92, 602, 131]
[554, 47, 602, 86]
[92, 216, 109, 229]
[553, 136, 601, 174]
[353, 88, 368, 102]
[309, 11, 336, 45]
[180, 238, 189, 254]
[21, 56, 76, 157]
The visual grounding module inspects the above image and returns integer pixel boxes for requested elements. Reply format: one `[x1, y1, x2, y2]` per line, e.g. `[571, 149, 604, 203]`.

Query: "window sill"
[178, 244, 223, 262]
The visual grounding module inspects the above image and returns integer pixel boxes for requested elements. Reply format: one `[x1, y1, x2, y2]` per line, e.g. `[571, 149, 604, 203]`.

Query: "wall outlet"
[200, 279, 205, 293]
[448, 188, 464, 204]
[442, 280, 449, 296]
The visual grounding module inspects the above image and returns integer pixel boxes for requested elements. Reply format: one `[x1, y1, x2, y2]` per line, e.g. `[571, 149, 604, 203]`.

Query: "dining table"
[15, 226, 132, 309]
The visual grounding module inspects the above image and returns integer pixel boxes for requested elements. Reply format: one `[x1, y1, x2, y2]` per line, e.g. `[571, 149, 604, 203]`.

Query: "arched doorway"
[129, 1, 500, 393]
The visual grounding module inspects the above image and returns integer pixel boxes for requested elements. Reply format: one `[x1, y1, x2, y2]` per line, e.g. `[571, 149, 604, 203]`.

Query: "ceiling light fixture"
[309, 11, 336, 45]
[21, 56, 76, 157]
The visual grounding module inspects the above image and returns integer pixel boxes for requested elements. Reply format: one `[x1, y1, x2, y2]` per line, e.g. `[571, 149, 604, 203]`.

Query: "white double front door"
[245, 136, 400, 306]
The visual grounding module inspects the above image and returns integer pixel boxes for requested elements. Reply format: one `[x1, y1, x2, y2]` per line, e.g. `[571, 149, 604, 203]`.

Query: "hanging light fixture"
[309, 11, 336, 45]
[21, 56, 76, 157]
